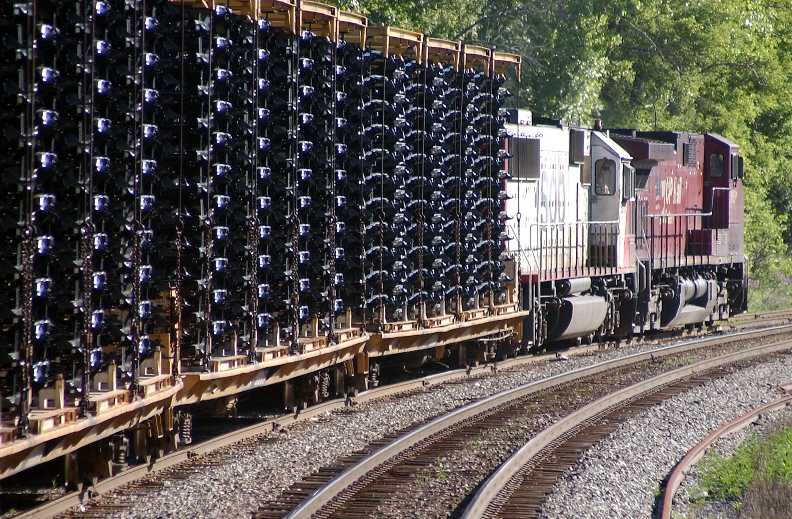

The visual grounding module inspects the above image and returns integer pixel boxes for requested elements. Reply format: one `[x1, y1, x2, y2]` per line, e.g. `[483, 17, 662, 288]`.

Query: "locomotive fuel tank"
[548, 293, 609, 341]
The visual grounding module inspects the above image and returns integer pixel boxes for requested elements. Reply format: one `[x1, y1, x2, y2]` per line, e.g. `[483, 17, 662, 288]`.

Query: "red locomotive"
[504, 112, 747, 347]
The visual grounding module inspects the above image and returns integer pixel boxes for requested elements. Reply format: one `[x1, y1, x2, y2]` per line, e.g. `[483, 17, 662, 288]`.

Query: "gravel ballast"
[540, 356, 792, 519]
[83, 343, 655, 518]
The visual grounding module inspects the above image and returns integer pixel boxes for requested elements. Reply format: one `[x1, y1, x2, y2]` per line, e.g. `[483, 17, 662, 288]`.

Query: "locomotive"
[0, 0, 746, 482]
[504, 111, 747, 348]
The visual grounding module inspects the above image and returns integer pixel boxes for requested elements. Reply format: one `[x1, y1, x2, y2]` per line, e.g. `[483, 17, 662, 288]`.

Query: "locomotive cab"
[705, 134, 747, 313]
[590, 133, 635, 214]
[704, 133, 743, 230]
[588, 132, 634, 269]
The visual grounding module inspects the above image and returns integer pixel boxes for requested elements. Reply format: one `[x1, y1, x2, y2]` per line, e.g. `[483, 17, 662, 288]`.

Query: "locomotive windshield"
[709, 152, 724, 177]
[595, 158, 616, 195]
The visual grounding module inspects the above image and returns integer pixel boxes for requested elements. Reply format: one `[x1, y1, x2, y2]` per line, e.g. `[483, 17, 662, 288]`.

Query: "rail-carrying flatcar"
[0, 0, 527, 480]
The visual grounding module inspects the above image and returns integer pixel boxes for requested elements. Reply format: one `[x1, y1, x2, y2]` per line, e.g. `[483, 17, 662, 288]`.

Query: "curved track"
[461, 344, 792, 518]
[729, 308, 792, 330]
[658, 392, 792, 519]
[261, 325, 792, 519]
[13, 337, 629, 519]
[14, 315, 792, 519]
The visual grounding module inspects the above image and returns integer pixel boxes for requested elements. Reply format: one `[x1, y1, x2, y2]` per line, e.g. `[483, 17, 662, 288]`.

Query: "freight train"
[0, 0, 746, 482]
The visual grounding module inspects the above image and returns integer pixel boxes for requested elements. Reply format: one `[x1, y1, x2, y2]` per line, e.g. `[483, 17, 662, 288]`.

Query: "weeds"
[693, 423, 792, 517]
[740, 478, 792, 519]
[697, 434, 757, 501]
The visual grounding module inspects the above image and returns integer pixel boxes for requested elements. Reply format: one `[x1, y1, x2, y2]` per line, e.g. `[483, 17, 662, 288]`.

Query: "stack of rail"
[0, 0, 522, 479]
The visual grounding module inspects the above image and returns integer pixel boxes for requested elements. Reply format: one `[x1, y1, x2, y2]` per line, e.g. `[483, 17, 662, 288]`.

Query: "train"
[0, 0, 746, 483]
[506, 113, 747, 348]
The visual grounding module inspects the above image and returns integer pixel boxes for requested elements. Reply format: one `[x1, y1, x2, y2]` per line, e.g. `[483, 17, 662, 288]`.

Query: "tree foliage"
[341, 0, 792, 309]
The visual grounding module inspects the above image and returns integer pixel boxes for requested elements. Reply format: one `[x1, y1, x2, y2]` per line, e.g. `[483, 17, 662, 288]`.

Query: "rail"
[460, 335, 792, 518]
[282, 324, 792, 519]
[14, 337, 625, 519]
[658, 393, 792, 519]
[732, 308, 792, 323]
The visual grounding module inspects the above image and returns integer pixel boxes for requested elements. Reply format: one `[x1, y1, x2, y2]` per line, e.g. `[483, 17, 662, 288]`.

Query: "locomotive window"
[595, 158, 616, 196]
[730, 154, 743, 180]
[622, 165, 635, 201]
[709, 152, 724, 178]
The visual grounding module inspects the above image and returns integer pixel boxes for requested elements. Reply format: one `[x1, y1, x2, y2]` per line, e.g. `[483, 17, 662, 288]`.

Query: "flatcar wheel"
[495, 342, 510, 361]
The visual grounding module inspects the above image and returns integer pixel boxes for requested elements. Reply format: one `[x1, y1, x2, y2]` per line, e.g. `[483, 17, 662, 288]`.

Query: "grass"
[691, 424, 792, 518]
[747, 277, 792, 313]
[696, 435, 757, 502]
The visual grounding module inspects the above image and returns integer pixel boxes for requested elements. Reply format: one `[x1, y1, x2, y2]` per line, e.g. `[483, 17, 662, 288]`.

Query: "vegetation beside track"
[690, 420, 792, 518]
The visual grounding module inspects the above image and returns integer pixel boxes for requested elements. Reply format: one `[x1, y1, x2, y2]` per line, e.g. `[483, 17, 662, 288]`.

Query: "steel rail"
[14, 336, 633, 519]
[658, 393, 792, 519]
[731, 308, 792, 323]
[461, 339, 792, 518]
[283, 324, 792, 519]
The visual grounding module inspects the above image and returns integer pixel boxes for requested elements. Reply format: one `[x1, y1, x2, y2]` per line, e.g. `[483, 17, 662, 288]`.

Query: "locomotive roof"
[592, 131, 632, 161]
[708, 132, 741, 149]
[608, 129, 670, 145]
[610, 133, 676, 162]
[610, 129, 704, 146]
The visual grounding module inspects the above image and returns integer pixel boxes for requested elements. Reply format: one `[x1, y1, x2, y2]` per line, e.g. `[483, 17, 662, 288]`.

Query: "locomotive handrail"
[511, 220, 622, 279]
[524, 220, 620, 226]
[637, 186, 733, 270]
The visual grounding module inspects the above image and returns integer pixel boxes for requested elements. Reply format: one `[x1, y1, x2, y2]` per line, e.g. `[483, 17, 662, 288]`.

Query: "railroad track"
[461, 346, 792, 518]
[658, 391, 792, 519]
[13, 331, 665, 519]
[263, 325, 792, 519]
[11, 312, 789, 519]
[12, 365, 493, 519]
[728, 308, 792, 330]
[732, 308, 792, 322]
